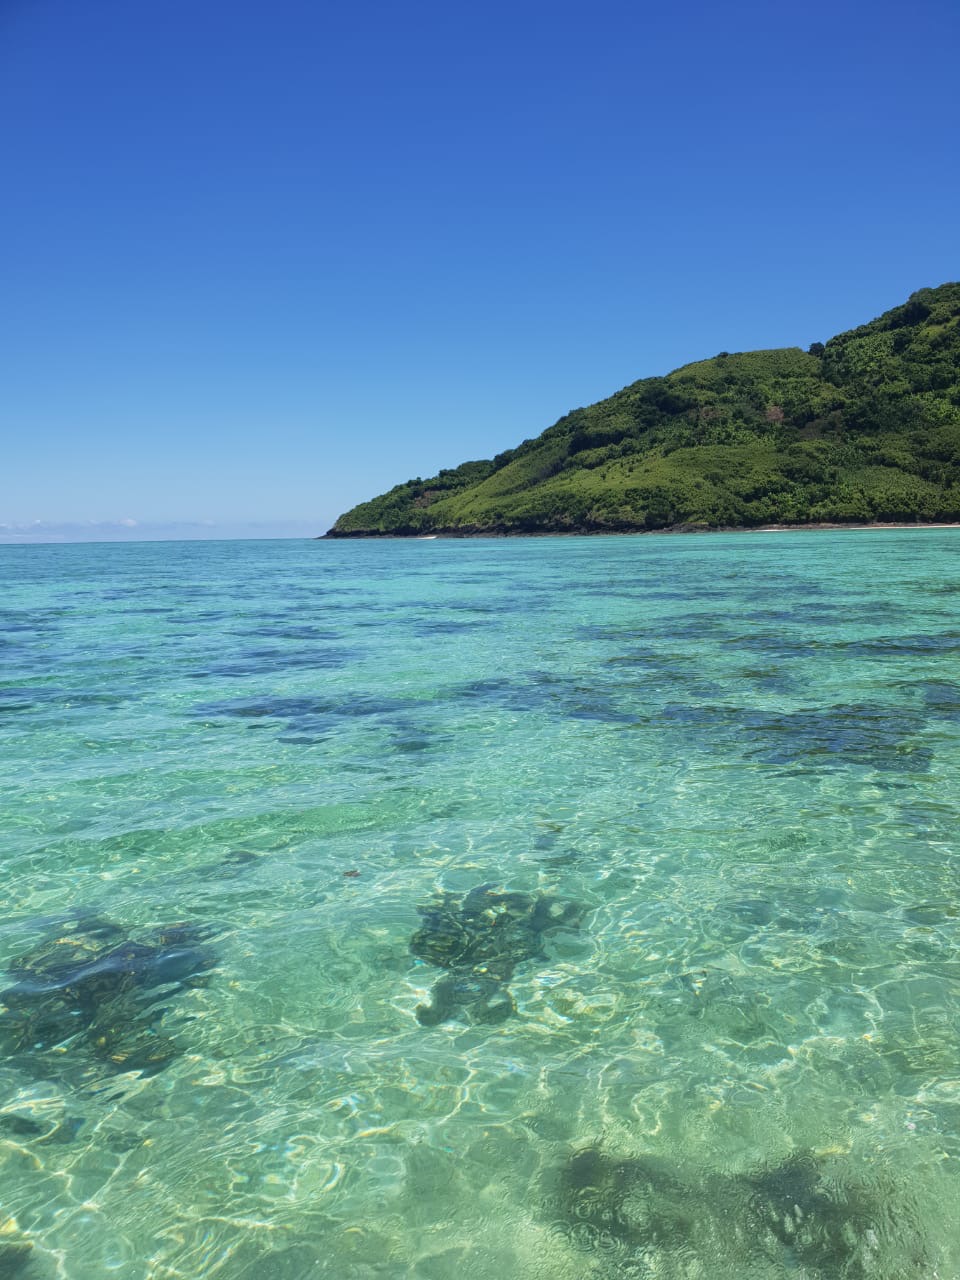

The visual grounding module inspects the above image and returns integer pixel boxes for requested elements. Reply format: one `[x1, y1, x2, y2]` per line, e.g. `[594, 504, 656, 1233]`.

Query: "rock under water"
[547, 1143, 933, 1278]
[410, 883, 582, 1026]
[0, 917, 218, 1077]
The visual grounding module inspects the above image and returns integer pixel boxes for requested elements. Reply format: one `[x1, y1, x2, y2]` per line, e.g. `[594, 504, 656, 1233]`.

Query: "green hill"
[326, 283, 960, 536]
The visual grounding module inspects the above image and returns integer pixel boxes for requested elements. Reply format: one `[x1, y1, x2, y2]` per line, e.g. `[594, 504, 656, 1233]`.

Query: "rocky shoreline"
[321, 520, 960, 539]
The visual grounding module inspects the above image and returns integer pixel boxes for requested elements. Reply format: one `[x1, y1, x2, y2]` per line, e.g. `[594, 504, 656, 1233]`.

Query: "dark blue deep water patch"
[195, 691, 420, 722]
[0, 685, 134, 717]
[452, 672, 639, 723]
[658, 700, 932, 771]
[847, 630, 960, 657]
[915, 679, 960, 720]
[237, 624, 344, 641]
[411, 617, 494, 636]
[189, 645, 353, 678]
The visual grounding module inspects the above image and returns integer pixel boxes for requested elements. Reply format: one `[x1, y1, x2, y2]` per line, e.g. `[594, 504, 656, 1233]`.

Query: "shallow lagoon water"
[1, 529, 959, 1278]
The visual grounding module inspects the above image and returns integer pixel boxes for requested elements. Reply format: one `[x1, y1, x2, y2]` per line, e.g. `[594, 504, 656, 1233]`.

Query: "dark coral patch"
[410, 884, 582, 1026]
[546, 1144, 932, 1277]
[1, 919, 217, 1077]
[658, 700, 931, 772]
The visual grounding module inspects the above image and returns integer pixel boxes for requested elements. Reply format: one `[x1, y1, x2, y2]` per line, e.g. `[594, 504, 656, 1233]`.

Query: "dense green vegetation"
[327, 283, 960, 535]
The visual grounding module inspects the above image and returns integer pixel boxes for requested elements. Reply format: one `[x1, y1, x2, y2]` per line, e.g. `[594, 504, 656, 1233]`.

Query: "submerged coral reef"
[0, 917, 217, 1076]
[410, 883, 582, 1025]
[546, 1143, 932, 1278]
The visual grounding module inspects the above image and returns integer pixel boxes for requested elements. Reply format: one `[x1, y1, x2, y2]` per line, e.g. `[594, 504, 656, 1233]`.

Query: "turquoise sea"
[1, 529, 959, 1279]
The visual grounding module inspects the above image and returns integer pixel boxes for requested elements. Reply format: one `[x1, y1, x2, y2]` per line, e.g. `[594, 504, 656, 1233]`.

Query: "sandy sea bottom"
[0, 530, 958, 1278]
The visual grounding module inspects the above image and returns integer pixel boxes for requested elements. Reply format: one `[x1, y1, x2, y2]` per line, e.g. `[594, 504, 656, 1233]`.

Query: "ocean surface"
[1, 530, 959, 1279]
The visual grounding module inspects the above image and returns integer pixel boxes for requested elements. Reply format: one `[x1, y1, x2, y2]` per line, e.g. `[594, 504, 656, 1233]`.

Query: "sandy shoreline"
[740, 521, 960, 533]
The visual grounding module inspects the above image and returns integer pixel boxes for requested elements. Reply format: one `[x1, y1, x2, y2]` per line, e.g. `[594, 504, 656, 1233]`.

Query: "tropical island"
[326, 282, 960, 537]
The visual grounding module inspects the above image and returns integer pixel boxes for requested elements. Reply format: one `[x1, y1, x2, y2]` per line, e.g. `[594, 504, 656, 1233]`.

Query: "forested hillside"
[327, 283, 960, 535]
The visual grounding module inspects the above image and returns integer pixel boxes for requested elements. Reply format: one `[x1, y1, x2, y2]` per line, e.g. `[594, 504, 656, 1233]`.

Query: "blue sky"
[2, 0, 958, 541]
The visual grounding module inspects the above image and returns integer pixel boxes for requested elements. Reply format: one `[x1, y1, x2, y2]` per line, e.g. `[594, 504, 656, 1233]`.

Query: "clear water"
[1, 530, 958, 1279]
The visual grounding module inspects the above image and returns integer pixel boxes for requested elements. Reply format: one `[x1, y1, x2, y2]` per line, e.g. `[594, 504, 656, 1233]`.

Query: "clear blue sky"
[2, 0, 958, 540]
